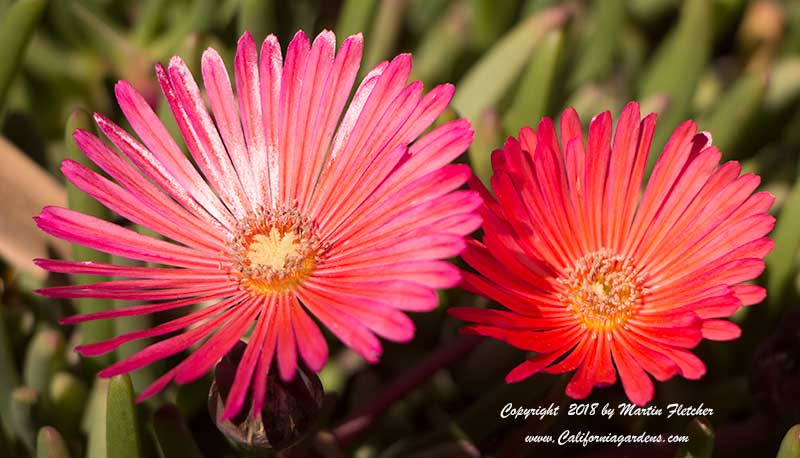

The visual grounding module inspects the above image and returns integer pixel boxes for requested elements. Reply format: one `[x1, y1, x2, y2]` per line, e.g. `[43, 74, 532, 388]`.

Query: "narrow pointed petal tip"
[71, 127, 88, 143]
[623, 100, 641, 113]
[505, 355, 558, 384]
[58, 314, 82, 325]
[92, 111, 117, 134]
[201, 46, 223, 66]
[74, 342, 113, 357]
[96, 365, 121, 378]
[238, 30, 255, 45]
[314, 29, 336, 45]
[450, 101, 772, 406]
[288, 29, 310, 49]
[262, 33, 279, 49]
[392, 53, 413, 75]
[113, 79, 153, 114]
[113, 80, 131, 101]
[344, 32, 364, 45]
[220, 399, 243, 423]
[59, 158, 80, 175]
[168, 55, 187, 71]
[505, 370, 526, 384]
[154, 61, 168, 80]
[438, 82, 456, 98]
[589, 110, 612, 125]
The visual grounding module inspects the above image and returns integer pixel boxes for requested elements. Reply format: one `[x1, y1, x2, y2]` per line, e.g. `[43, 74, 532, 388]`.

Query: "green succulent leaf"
[0, 304, 20, 439]
[106, 374, 142, 458]
[36, 426, 71, 458]
[10, 386, 38, 452]
[698, 71, 767, 158]
[503, 28, 566, 136]
[23, 327, 66, 398]
[638, 0, 712, 172]
[239, 0, 276, 43]
[453, 5, 572, 124]
[336, 0, 377, 42]
[65, 109, 117, 370]
[568, 0, 625, 89]
[768, 171, 800, 313]
[0, 0, 47, 112]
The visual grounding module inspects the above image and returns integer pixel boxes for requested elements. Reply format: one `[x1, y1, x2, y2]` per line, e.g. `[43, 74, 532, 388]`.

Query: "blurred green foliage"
[0, 0, 799, 457]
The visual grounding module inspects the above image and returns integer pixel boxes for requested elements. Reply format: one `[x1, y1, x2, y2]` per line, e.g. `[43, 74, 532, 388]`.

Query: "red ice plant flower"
[450, 102, 774, 405]
[34, 30, 479, 420]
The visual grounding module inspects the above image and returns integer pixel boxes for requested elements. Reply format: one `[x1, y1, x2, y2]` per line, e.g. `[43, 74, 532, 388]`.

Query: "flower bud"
[209, 340, 324, 451]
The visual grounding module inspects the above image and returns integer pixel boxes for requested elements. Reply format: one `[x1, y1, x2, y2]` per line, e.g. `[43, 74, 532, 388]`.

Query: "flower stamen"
[230, 207, 323, 295]
[558, 249, 643, 331]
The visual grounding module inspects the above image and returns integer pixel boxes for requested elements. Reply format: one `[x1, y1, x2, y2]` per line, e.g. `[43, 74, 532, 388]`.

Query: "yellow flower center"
[558, 249, 643, 331]
[230, 208, 323, 295]
[247, 229, 303, 270]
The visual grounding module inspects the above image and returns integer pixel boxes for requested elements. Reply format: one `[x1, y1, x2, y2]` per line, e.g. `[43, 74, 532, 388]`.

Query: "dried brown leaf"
[0, 136, 68, 278]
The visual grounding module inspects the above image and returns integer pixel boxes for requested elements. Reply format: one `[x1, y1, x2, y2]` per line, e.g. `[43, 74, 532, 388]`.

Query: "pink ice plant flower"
[34, 30, 479, 420]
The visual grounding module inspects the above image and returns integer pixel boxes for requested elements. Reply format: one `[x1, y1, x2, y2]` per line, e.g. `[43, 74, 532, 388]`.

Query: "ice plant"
[449, 102, 774, 405]
[34, 30, 479, 420]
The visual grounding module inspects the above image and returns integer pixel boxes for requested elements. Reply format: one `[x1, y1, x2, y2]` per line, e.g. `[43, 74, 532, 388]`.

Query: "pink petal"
[302, 282, 416, 342]
[603, 102, 641, 250]
[257, 34, 283, 206]
[315, 260, 461, 290]
[297, 287, 382, 363]
[61, 160, 224, 251]
[173, 301, 261, 384]
[251, 315, 278, 416]
[732, 284, 767, 306]
[290, 295, 329, 371]
[448, 307, 572, 329]
[36, 258, 224, 281]
[624, 120, 698, 255]
[610, 337, 654, 406]
[616, 333, 679, 382]
[506, 351, 565, 383]
[114, 82, 234, 230]
[462, 325, 582, 353]
[701, 320, 742, 341]
[76, 294, 243, 356]
[35, 207, 226, 269]
[97, 304, 241, 377]
[222, 301, 274, 421]
[277, 30, 312, 203]
[297, 33, 363, 210]
[202, 45, 257, 206]
[664, 348, 706, 379]
[60, 288, 236, 324]
[285, 30, 336, 205]
[166, 57, 251, 218]
[276, 294, 299, 382]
